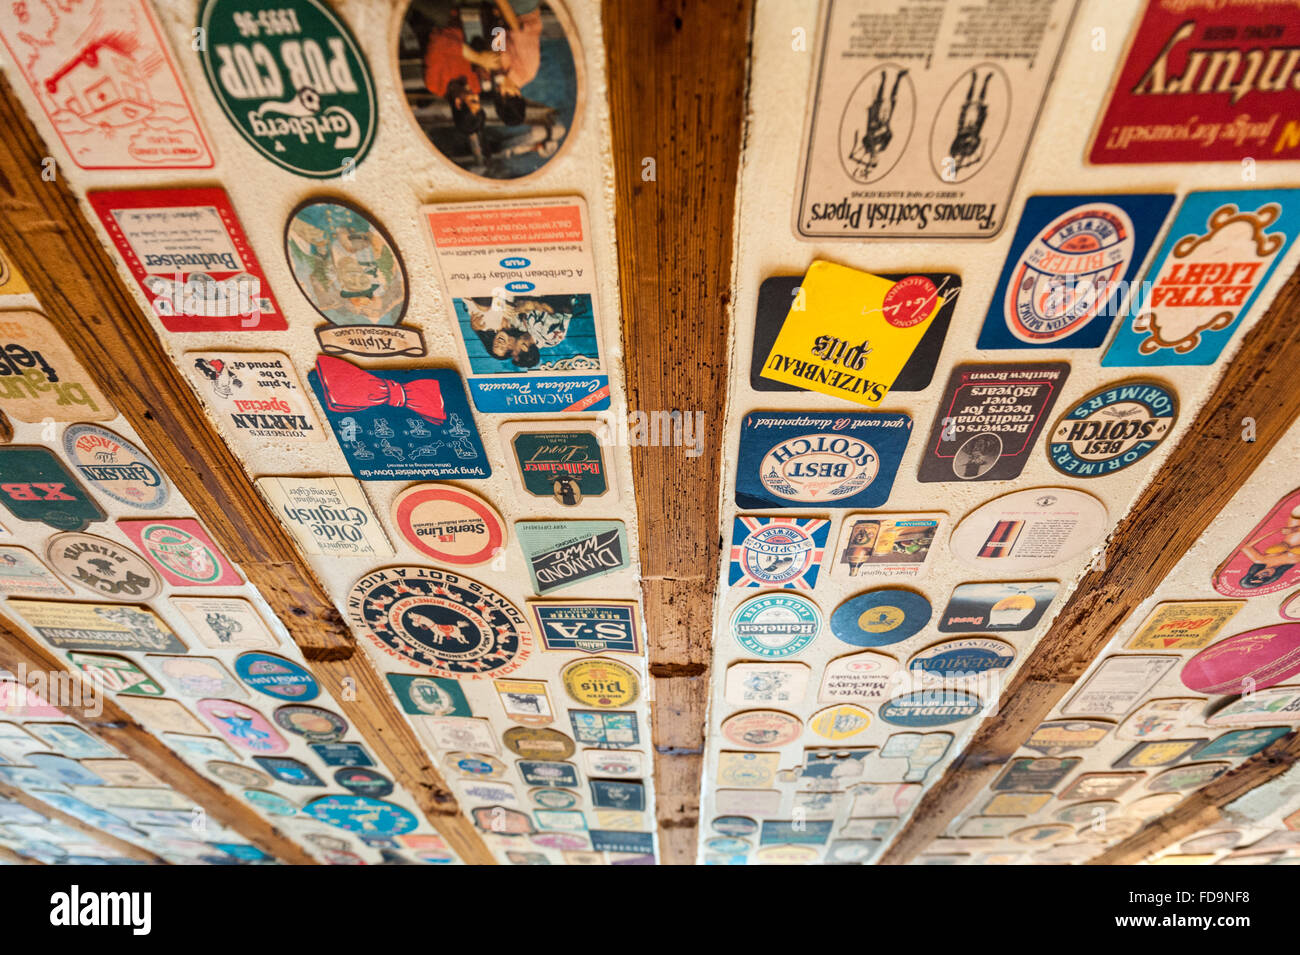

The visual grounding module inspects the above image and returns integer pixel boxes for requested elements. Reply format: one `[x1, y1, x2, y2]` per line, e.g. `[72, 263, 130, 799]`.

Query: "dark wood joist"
[604, 0, 753, 864]
[0, 612, 317, 864]
[0, 779, 164, 864]
[0, 72, 495, 865]
[881, 268, 1300, 864]
[1089, 730, 1300, 864]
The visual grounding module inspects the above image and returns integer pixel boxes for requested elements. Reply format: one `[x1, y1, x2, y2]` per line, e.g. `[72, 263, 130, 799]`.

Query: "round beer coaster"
[273, 704, 348, 743]
[1046, 381, 1177, 478]
[949, 487, 1108, 571]
[808, 704, 873, 740]
[830, 588, 931, 647]
[347, 566, 531, 679]
[503, 726, 576, 761]
[729, 592, 822, 657]
[235, 652, 320, 702]
[907, 637, 1016, 685]
[334, 767, 394, 798]
[391, 484, 505, 566]
[45, 532, 162, 602]
[304, 795, 417, 836]
[720, 710, 803, 749]
[62, 424, 169, 510]
[879, 689, 982, 727]
[561, 657, 640, 708]
[1180, 623, 1300, 694]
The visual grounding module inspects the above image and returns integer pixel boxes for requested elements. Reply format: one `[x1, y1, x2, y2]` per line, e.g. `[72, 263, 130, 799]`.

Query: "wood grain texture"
[0, 71, 494, 865]
[0, 780, 164, 864]
[603, 0, 753, 864]
[0, 613, 317, 864]
[881, 268, 1300, 865]
[1089, 730, 1300, 865]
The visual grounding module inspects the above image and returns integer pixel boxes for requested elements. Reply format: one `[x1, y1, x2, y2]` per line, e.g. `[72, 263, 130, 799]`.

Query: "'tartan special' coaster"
[1213, 489, 1300, 598]
[529, 600, 641, 654]
[89, 188, 284, 332]
[937, 581, 1058, 632]
[1180, 624, 1300, 694]
[976, 194, 1174, 349]
[1124, 601, 1243, 652]
[515, 521, 628, 595]
[830, 589, 930, 647]
[184, 351, 326, 454]
[118, 519, 242, 587]
[561, 658, 640, 709]
[918, 363, 1068, 482]
[735, 410, 911, 509]
[44, 533, 161, 602]
[348, 567, 531, 679]
[62, 424, 168, 511]
[257, 476, 393, 559]
[729, 516, 829, 590]
[1047, 381, 1178, 478]
[949, 488, 1108, 571]
[0, 446, 105, 532]
[392, 484, 504, 566]
[729, 592, 821, 658]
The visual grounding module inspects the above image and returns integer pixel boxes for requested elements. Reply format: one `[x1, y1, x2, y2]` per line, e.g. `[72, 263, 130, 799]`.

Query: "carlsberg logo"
[49, 885, 151, 935]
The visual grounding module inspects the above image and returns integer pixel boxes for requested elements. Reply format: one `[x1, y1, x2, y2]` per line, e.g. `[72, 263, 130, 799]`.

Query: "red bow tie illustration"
[314, 356, 447, 426]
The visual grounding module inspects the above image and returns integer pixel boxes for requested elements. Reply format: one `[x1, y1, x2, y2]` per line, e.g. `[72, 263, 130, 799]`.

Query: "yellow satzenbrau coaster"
[760, 260, 944, 406]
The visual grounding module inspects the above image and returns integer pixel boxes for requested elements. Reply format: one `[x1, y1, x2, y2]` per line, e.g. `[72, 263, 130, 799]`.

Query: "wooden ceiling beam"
[881, 268, 1300, 864]
[0, 612, 318, 864]
[0, 72, 494, 865]
[603, 0, 753, 864]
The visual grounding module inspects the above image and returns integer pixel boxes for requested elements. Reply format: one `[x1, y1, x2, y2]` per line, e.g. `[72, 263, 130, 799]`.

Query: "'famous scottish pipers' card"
[1103, 189, 1300, 367]
[308, 356, 488, 481]
[918, 363, 1068, 483]
[751, 273, 958, 395]
[424, 197, 609, 413]
[793, 0, 1075, 240]
[976, 194, 1174, 350]
[736, 411, 911, 510]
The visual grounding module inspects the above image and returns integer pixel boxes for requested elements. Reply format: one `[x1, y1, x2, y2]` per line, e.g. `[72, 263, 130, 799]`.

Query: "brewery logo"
[385, 673, 472, 717]
[391, 484, 504, 566]
[118, 519, 243, 587]
[712, 816, 759, 837]
[256, 476, 393, 558]
[197, 0, 377, 178]
[518, 760, 580, 789]
[729, 516, 830, 590]
[729, 592, 822, 658]
[0, 446, 106, 531]
[878, 689, 983, 727]
[807, 703, 872, 740]
[833, 513, 942, 579]
[978, 194, 1175, 349]
[938, 580, 1058, 633]
[736, 411, 911, 509]
[185, 351, 325, 454]
[149, 655, 245, 699]
[334, 768, 393, 798]
[530, 787, 578, 810]
[45, 533, 162, 601]
[234, 652, 320, 701]
[1048, 381, 1178, 477]
[1180, 623, 1300, 694]
[62, 425, 167, 510]
[1057, 772, 1145, 802]
[446, 752, 507, 779]
[503, 727, 575, 761]
[1112, 739, 1206, 769]
[503, 423, 613, 505]
[516, 521, 629, 595]
[590, 779, 645, 813]
[530, 600, 641, 654]
[583, 750, 643, 778]
[9, 600, 187, 653]
[819, 650, 900, 703]
[1124, 600, 1243, 651]
[347, 566, 531, 679]
[829, 588, 931, 647]
[908, 637, 1015, 686]
[561, 658, 640, 708]
[720, 710, 803, 749]
[67, 652, 164, 697]
[273, 704, 347, 742]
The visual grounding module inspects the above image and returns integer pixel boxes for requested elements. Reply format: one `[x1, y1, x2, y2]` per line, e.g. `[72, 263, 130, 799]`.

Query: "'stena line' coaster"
[729, 592, 821, 658]
[830, 589, 931, 647]
[347, 566, 531, 679]
[392, 484, 505, 566]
